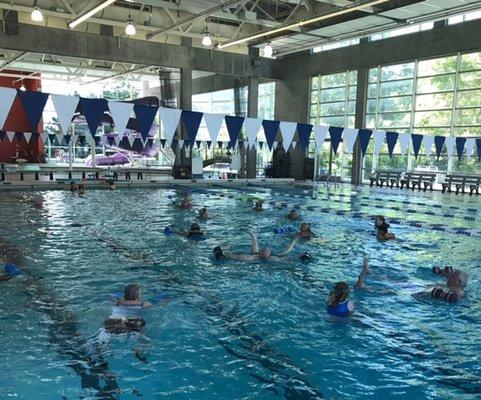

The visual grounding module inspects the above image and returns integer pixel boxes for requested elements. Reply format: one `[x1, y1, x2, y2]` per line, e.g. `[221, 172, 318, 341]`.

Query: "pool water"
[1, 185, 480, 400]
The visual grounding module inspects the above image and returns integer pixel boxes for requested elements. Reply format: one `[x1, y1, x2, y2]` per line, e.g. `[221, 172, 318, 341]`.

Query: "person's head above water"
[124, 283, 141, 301]
[447, 270, 468, 289]
[328, 281, 350, 307]
[288, 209, 299, 220]
[375, 216, 387, 227]
[199, 207, 208, 218]
[254, 200, 263, 210]
[189, 222, 202, 233]
[300, 222, 312, 232]
[70, 181, 78, 192]
[259, 247, 271, 260]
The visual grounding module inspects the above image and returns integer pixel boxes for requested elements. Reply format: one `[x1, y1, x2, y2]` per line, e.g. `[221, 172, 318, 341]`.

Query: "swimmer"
[104, 284, 152, 334]
[178, 222, 206, 240]
[327, 256, 371, 317]
[180, 193, 192, 209]
[427, 268, 468, 302]
[213, 232, 304, 262]
[198, 207, 209, 220]
[375, 216, 395, 241]
[297, 222, 314, 240]
[108, 180, 116, 191]
[70, 181, 78, 192]
[287, 209, 299, 221]
[78, 184, 85, 197]
[253, 200, 264, 212]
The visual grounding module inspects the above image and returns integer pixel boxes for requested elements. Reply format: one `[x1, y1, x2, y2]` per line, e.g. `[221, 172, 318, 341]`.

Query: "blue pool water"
[1, 185, 480, 399]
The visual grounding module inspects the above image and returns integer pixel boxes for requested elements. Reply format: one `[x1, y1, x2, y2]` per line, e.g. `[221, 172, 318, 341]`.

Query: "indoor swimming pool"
[1, 185, 480, 400]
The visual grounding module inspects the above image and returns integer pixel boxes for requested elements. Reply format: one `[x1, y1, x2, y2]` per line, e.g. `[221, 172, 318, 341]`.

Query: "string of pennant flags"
[1, 86, 481, 161]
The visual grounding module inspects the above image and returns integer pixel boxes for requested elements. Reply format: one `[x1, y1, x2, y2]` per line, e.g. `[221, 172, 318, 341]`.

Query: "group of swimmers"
[69, 180, 116, 196]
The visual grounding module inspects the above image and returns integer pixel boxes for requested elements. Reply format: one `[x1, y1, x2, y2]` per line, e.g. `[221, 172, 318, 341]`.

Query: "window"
[312, 38, 360, 54]
[258, 82, 275, 120]
[448, 10, 481, 25]
[370, 22, 433, 41]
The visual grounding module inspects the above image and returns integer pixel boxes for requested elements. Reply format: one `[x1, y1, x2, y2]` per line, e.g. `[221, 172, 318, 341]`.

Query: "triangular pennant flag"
[171, 139, 178, 149]
[455, 137, 467, 160]
[465, 138, 475, 159]
[48, 133, 56, 144]
[134, 104, 158, 141]
[160, 138, 167, 148]
[279, 121, 297, 151]
[225, 115, 245, 148]
[15, 132, 23, 142]
[244, 117, 262, 149]
[398, 133, 410, 155]
[181, 110, 203, 146]
[18, 91, 49, 133]
[0, 131, 5, 142]
[423, 135, 434, 157]
[313, 125, 329, 150]
[93, 136, 102, 146]
[79, 98, 107, 137]
[0, 88, 17, 130]
[203, 113, 224, 147]
[328, 126, 343, 154]
[206, 140, 212, 149]
[476, 138, 481, 161]
[296, 123, 313, 152]
[108, 101, 134, 137]
[385, 131, 399, 158]
[147, 138, 154, 148]
[434, 136, 445, 159]
[23, 132, 32, 143]
[196, 140, 201, 149]
[159, 107, 182, 146]
[273, 141, 279, 150]
[342, 128, 359, 154]
[107, 136, 115, 146]
[358, 129, 372, 157]
[445, 137, 456, 159]
[411, 134, 423, 158]
[51, 94, 79, 135]
[262, 119, 280, 151]
[373, 130, 386, 156]
[291, 141, 297, 150]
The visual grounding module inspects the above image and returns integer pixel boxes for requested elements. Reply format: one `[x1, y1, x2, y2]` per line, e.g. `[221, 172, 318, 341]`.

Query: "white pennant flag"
[398, 133, 410, 155]
[0, 88, 17, 129]
[279, 121, 297, 151]
[244, 117, 262, 149]
[343, 128, 359, 154]
[445, 137, 456, 159]
[23, 132, 32, 143]
[313, 125, 329, 150]
[203, 113, 224, 147]
[159, 107, 182, 146]
[465, 138, 476, 159]
[373, 130, 386, 156]
[273, 141, 278, 150]
[108, 101, 134, 137]
[6, 131, 15, 142]
[51, 94, 79, 135]
[423, 135, 434, 157]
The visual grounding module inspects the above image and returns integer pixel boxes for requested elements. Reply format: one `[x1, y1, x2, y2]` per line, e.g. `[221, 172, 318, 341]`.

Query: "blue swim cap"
[164, 226, 175, 236]
[5, 263, 21, 277]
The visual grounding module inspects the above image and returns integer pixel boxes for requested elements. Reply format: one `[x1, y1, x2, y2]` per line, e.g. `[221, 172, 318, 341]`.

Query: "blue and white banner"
[386, 131, 398, 158]
[434, 136, 445, 159]
[0, 88, 17, 130]
[244, 117, 262, 150]
[108, 101, 134, 137]
[445, 136, 456, 159]
[79, 98, 108, 137]
[297, 123, 313, 152]
[372, 130, 386, 156]
[313, 125, 329, 150]
[411, 134, 423, 158]
[51, 94, 79, 135]
[225, 115, 244, 149]
[279, 121, 297, 151]
[423, 134, 434, 157]
[398, 133, 410, 156]
[465, 138, 476, 159]
[342, 128, 359, 154]
[159, 107, 182, 147]
[203, 113, 224, 148]
[358, 129, 372, 157]
[262, 119, 280, 151]
[18, 91, 49, 134]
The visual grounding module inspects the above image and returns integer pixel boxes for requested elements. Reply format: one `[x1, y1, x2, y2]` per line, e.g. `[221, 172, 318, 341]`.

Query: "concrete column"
[352, 64, 369, 185]
[177, 37, 193, 168]
[275, 50, 310, 179]
[245, 70, 259, 178]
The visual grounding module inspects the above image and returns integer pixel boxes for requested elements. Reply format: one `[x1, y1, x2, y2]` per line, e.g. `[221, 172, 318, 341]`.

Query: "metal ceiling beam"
[0, 51, 27, 71]
[80, 65, 150, 84]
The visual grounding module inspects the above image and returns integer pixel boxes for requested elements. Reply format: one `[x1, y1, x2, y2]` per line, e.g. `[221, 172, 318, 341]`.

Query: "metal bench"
[370, 170, 402, 188]
[442, 174, 481, 195]
[400, 172, 436, 191]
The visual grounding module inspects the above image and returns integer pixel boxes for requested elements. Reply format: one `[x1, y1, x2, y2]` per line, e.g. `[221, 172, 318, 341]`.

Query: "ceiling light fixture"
[31, 1, 44, 22]
[217, 0, 391, 49]
[125, 16, 136, 36]
[263, 42, 273, 58]
[69, 0, 116, 29]
[201, 23, 212, 47]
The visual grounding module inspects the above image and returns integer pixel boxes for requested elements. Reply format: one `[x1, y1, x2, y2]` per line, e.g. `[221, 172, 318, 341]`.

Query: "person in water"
[198, 207, 209, 220]
[104, 284, 152, 334]
[427, 267, 468, 302]
[180, 193, 192, 209]
[297, 222, 314, 240]
[77, 184, 85, 197]
[288, 209, 299, 221]
[327, 257, 370, 317]
[108, 180, 116, 191]
[70, 181, 78, 192]
[213, 232, 307, 262]
[253, 200, 264, 212]
[375, 216, 395, 241]
[179, 222, 206, 240]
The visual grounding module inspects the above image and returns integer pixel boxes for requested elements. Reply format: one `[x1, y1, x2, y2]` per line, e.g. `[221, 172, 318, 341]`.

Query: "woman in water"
[297, 222, 314, 240]
[198, 207, 209, 220]
[180, 223, 206, 240]
[375, 216, 395, 241]
[105, 284, 152, 334]
[287, 209, 299, 221]
[428, 267, 467, 302]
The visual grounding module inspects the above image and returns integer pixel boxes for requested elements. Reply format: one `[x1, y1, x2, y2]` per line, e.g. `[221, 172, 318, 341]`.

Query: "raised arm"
[250, 232, 260, 254]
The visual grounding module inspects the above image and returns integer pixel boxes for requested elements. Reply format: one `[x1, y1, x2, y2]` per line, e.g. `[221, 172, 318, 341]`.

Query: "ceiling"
[0, 0, 479, 82]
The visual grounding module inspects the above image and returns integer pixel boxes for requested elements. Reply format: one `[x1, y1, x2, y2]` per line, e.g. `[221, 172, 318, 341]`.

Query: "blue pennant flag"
[160, 139, 166, 148]
[296, 123, 313, 152]
[48, 133, 57, 145]
[134, 104, 158, 141]
[196, 140, 201, 149]
[171, 139, 178, 149]
[455, 137, 466, 160]
[206, 140, 212, 149]
[93, 136, 101, 146]
[0, 131, 5, 142]
[476, 138, 481, 161]
[385, 131, 399, 158]
[107, 136, 115, 146]
[434, 135, 445, 159]
[147, 138, 154, 148]
[181, 110, 203, 146]
[358, 129, 372, 157]
[119, 136, 130, 150]
[225, 115, 245, 148]
[64, 134, 71, 144]
[17, 91, 49, 133]
[15, 132, 23, 142]
[328, 126, 343, 154]
[262, 119, 280, 150]
[79, 98, 108, 137]
[411, 134, 423, 158]
[132, 138, 143, 152]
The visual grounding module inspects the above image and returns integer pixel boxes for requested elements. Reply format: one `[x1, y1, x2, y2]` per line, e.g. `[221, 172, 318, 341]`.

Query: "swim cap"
[5, 263, 21, 277]
[299, 252, 311, 263]
[164, 226, 175, 236]
[213, 246, 225, 260]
